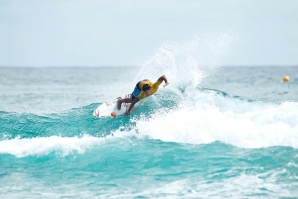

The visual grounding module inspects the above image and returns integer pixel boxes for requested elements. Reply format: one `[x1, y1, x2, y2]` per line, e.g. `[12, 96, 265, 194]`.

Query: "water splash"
[135, 33, 235, 90]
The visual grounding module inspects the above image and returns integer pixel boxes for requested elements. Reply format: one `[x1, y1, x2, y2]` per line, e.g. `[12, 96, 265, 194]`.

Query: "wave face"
[1, 37, 298, 198]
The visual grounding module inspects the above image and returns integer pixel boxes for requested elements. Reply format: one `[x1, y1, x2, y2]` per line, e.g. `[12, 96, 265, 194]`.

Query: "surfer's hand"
[163, 83, 169, 87]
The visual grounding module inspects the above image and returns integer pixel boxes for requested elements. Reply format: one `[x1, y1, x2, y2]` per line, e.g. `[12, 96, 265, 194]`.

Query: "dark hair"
[142, 84, 151, 91]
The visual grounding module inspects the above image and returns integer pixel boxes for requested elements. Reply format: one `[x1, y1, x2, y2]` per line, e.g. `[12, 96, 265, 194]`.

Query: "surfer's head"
[142, 84, 150, 91]
[142, 84, 151, 95]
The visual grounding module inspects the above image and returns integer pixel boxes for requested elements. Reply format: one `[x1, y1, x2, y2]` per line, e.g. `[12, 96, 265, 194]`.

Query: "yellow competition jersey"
[138, 80, 162, 100]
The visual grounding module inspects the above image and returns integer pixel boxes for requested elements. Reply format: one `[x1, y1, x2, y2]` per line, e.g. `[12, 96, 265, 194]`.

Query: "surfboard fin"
[111, 112, 117, 118]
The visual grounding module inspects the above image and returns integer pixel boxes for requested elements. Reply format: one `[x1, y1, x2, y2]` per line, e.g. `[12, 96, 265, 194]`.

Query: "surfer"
[117, 75, 169, 116]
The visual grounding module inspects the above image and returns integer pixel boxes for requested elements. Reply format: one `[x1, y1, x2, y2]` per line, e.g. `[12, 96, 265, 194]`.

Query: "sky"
[0, 0, 297, 67]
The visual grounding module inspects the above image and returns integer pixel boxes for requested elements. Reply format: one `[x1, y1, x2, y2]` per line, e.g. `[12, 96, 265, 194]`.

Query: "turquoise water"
[1, 40, 298, 198]
[1, 66, 298, 198]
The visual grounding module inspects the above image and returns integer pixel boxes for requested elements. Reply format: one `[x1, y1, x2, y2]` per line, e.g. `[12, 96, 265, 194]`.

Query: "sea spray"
[135, 33, 235, 90]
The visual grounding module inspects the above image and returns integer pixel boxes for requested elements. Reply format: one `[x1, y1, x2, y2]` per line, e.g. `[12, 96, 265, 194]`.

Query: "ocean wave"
[1, 86, 298, 149]
[0, 103, 129, 140]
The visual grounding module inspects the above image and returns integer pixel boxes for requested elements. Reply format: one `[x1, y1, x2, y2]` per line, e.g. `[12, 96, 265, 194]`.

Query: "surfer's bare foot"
[117, 100, 122, 110]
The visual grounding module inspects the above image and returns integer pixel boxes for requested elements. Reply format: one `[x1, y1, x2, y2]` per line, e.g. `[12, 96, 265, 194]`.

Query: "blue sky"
[0, 0, 297, 67]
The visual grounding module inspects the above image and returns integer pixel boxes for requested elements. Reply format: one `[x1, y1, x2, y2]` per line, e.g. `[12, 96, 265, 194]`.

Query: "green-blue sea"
[1, 54, 298, 198]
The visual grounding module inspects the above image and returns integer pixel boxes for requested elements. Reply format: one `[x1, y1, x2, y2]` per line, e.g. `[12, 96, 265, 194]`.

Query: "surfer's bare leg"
[117, 98, 132, 110]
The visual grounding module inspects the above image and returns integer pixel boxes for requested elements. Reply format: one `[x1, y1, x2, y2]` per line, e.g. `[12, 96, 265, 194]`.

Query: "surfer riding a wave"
[117, 75, 169, 116]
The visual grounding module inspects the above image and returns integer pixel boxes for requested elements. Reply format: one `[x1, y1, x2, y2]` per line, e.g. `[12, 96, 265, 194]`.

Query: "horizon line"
[0, 65, 297, 68]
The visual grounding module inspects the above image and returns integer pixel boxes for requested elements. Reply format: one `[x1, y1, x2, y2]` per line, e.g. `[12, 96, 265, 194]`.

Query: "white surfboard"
[93, 94, 131, 118]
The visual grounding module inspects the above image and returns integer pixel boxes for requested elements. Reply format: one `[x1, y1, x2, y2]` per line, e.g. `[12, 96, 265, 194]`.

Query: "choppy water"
[1, 39, 298, 198]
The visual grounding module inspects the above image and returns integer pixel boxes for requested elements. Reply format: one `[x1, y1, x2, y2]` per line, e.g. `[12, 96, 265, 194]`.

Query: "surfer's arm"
[125, 97, 139, 116]
[158, 75, 169, 87]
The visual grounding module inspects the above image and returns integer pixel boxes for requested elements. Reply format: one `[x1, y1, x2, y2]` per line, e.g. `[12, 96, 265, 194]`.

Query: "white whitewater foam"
[135, 89, 298, 148]
[0, 131, 136, 157]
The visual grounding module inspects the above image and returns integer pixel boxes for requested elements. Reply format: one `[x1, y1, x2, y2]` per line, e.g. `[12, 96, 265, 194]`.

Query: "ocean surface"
[1, 63, 298, 198]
